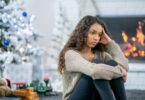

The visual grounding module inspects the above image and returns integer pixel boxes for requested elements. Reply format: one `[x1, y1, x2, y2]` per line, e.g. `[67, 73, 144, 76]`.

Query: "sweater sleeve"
[106, 40, 129, 71]
[64, 50, 127, 80]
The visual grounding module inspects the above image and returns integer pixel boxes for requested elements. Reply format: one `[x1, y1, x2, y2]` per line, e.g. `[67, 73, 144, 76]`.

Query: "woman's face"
[85, 23, 103, 48]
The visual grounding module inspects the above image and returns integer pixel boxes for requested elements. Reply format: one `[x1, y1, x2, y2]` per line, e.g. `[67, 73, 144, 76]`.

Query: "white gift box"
[5, 63, 33, 83]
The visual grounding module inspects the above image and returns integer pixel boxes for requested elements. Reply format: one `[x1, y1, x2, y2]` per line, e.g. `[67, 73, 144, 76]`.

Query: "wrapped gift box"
[5, 63, 33, 83]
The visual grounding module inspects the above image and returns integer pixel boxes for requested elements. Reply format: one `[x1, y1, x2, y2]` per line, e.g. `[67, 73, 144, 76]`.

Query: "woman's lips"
[91, 42, 98, 45]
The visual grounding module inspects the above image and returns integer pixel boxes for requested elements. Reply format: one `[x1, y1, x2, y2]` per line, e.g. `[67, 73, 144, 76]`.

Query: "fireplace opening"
[101, 16, 145, 62]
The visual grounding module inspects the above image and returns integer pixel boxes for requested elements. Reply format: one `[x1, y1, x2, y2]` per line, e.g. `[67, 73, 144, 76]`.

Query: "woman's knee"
[69, 74, 94, 100]
[80, 74, 93, 85]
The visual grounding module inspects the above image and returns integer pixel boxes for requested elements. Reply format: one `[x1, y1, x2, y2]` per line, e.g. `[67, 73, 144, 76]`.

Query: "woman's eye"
[91, 31, 95, 34]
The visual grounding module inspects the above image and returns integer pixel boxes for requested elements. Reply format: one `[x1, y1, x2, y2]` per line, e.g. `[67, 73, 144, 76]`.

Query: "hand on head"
[99, 29, 112, 45]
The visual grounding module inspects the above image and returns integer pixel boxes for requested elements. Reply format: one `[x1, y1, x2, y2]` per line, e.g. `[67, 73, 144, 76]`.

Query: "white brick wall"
[95, 0, 145, 16]
[125, 63, 145, 90]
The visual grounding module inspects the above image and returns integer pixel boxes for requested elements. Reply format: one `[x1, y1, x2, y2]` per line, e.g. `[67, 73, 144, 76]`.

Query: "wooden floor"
[0, 90, 145, 100]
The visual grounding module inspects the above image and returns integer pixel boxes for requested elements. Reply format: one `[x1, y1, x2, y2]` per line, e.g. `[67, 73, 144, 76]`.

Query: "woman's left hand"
[99, 29, 112, 45]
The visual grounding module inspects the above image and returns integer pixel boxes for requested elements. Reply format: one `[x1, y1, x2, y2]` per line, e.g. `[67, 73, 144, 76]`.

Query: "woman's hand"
[99, 29, 112, 44]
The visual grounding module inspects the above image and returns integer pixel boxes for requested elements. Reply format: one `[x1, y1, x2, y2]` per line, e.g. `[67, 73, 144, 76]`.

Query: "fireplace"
[101, 16, 145, 62]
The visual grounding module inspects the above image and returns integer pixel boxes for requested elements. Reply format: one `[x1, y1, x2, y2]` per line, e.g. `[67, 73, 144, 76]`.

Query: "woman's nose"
[93, 36, 100, 40]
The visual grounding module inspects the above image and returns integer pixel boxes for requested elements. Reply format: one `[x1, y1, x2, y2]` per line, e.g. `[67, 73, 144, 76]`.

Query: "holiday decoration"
[0, 0, 54, 99]
[11, 77, 53, 96]
[6, 63, 33, 84]
[0, 0, 41, 79]
[30, 77, 53, 96]
[22, 11, 27, 17]
[13, 87, 39, 100]
[0, 79, 12, 96]
[2, 39, 10, 46]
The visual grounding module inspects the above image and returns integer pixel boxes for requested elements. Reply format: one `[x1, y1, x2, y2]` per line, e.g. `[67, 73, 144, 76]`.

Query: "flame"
[131, 37, 136, 42]
[121, 20, 145, 58]
[122, 31, 128, 42]
[138, 50, 145, 57]
[136, 21, 145, 46]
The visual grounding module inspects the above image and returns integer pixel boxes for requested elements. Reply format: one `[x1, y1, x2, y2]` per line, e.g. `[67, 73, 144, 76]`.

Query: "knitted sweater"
[62, 40, 129, 100]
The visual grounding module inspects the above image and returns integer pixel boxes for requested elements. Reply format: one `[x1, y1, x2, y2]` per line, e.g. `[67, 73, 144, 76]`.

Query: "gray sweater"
[62, 40, 129, 100]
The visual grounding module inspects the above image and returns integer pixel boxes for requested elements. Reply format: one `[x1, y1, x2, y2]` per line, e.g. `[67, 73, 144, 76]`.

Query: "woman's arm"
[65, 50, 127, 80]
[105, 40, 129, 71]
[98, 29, 129, 71]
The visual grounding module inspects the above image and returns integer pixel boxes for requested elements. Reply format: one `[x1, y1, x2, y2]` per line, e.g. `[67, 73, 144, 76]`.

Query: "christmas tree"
[0, 0, 39, 78]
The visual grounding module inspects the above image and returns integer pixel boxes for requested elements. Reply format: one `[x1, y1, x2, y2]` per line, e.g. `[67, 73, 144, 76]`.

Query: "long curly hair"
[58, 15, 111, 74]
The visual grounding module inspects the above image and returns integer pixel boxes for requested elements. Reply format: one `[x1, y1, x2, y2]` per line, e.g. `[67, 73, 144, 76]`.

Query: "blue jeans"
[69, 59, 127, 100]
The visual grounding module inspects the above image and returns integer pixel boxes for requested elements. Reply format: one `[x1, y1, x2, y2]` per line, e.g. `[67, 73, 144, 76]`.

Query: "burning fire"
[121, 20, 145, 58]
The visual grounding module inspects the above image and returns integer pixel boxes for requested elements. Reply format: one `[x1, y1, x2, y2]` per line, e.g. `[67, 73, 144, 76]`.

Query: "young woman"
[58, 16, 129, 100]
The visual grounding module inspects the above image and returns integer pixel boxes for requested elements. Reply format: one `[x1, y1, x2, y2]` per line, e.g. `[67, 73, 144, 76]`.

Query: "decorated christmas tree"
[0, 0, 39, 78]
[0, 0, 54, 97]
